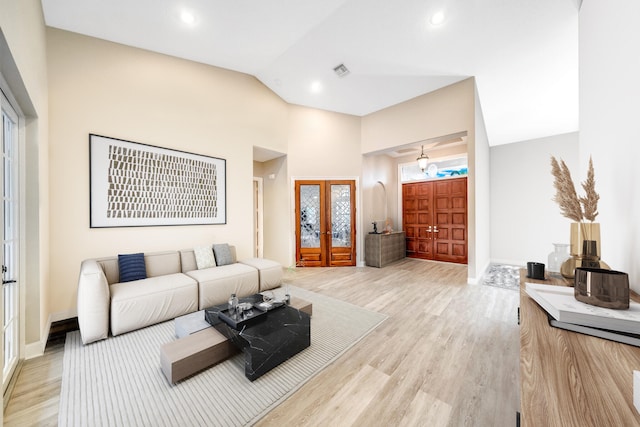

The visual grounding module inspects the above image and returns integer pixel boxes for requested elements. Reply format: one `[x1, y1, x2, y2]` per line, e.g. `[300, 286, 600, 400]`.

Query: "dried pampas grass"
[550, 155, 599, 223]
[550, 157, 583, 222]
[580, 157, 599, 222]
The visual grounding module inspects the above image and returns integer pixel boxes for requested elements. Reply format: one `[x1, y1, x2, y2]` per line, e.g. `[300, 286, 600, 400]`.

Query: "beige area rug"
[58, 287, 387, 427]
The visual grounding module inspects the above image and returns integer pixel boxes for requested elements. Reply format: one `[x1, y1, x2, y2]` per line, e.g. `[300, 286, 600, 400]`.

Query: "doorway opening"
[252, 177, 264, 258]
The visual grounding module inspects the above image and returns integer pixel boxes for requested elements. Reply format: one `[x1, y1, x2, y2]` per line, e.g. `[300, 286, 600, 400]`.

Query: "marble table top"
[204, 294, 311, 381]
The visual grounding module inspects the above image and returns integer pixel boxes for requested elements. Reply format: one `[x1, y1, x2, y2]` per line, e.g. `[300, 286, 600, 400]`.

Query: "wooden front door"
[433, 178, 468, 263]
[295, 180, 356, 267]
[403, 182, 434, 259]
[403, 177, 467, 264]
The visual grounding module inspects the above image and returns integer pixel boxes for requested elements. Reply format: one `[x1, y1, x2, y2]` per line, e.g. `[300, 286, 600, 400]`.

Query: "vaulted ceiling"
[41, 0, 579, 146]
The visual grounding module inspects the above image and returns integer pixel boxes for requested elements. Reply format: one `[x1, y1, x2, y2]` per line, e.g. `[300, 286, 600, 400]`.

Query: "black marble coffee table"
[204, 294, 311, 381]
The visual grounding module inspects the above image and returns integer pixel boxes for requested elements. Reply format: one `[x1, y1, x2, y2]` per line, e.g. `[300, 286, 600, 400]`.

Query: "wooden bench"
[160, 297, 312, 384]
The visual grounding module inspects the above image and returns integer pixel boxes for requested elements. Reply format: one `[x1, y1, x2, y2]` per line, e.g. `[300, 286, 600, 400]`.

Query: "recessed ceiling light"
[181, 10, 196, 25]
[310, 81, 322, 93]
[430, 11, 445, 26]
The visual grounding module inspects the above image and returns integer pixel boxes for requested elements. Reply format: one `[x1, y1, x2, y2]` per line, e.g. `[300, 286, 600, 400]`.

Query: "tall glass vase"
[548, 243, 570, 273]
[560, 222, 609, 280]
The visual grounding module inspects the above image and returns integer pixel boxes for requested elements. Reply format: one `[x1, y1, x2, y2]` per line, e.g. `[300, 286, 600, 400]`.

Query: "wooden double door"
[295, 180, 356, 267]
[403, 177, 467, 264]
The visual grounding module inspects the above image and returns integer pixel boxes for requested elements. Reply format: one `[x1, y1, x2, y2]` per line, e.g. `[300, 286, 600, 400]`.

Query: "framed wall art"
[89, 134, 226, 227]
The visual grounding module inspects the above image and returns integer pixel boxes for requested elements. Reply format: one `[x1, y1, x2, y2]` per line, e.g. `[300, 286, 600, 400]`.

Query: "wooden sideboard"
[364, 231, 405, 267]
[520, 270, 640, 426]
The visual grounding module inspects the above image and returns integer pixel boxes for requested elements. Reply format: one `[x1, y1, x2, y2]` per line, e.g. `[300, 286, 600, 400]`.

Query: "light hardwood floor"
[4, 258, 520, 426]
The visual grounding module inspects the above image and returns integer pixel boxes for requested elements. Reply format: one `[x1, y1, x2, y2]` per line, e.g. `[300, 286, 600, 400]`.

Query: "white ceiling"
[41, 0, 579, 147]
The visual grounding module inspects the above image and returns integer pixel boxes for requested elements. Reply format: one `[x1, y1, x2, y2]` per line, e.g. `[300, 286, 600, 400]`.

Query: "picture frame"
[89, 134, 226, 227]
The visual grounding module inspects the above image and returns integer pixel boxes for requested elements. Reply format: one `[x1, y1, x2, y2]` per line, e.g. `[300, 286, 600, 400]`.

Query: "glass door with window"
[1, 89, 19, 393]
[295, 180, 356, 267]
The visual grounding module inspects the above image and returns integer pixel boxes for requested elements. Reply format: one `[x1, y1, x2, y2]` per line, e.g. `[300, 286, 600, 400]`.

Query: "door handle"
[1, 265, 14, 285]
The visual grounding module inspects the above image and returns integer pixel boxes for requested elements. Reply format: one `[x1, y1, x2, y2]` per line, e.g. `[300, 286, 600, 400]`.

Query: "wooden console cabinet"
[519, 271, 640, 426]
[364, 231, 405, 267]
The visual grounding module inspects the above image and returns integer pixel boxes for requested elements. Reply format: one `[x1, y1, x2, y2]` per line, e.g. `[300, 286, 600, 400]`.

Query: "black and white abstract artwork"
[90, 134, 226, 227]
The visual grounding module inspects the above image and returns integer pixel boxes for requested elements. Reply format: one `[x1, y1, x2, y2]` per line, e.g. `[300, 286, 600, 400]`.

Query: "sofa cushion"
[77, 259, 110, 344]
[118, 253, 147, 282]
[212, 243, 233, 266]
[144, 251, 182, 278]
[186, 263, 259, 309]
[110, 273, 198, 336]
[239, 258, 283, 291]
[194, 246, 216, 269]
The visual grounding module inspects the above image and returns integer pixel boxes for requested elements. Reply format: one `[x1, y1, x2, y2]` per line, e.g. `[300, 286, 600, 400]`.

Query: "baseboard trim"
[468, 260, 491, 285]
[51, 308, 78, 323]
[24, 342, 44, 359]
[24, 314, 51, 360]
[24, 308, 78, 359]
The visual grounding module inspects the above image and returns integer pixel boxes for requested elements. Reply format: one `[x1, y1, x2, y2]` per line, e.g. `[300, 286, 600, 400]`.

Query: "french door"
[295, 180, 356, 267]
[1, 88, 19, 393]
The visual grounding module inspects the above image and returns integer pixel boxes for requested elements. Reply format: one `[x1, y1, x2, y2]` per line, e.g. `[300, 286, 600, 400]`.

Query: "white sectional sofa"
[77, 246, 282, 344]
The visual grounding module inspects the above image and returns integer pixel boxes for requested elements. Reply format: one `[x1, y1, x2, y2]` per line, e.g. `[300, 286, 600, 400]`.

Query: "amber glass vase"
[560, 222, 610, 280]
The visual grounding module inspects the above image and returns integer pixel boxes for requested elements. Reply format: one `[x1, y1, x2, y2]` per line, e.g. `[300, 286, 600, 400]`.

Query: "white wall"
[490, 132, 579, 265]
[471, 84, 491, 282]
[579, 0, 640, 293]
[287, 105, 362, 178]
[361, 79, 475, 154]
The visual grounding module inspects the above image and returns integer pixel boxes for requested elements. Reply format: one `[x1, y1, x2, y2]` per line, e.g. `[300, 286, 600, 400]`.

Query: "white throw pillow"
[194, 246, 216, 269]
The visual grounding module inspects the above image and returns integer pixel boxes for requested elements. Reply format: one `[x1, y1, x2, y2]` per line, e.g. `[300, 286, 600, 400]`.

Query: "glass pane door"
[327, 181, 356, 266]
[295, 182, 326, 267]
[2, 90, 19, 392]
[300, 185, 321, 248]
[330, 184, 351, 247]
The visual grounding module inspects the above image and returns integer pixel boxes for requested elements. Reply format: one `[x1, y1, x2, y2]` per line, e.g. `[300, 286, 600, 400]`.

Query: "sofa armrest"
[77, 259, 110, 344]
